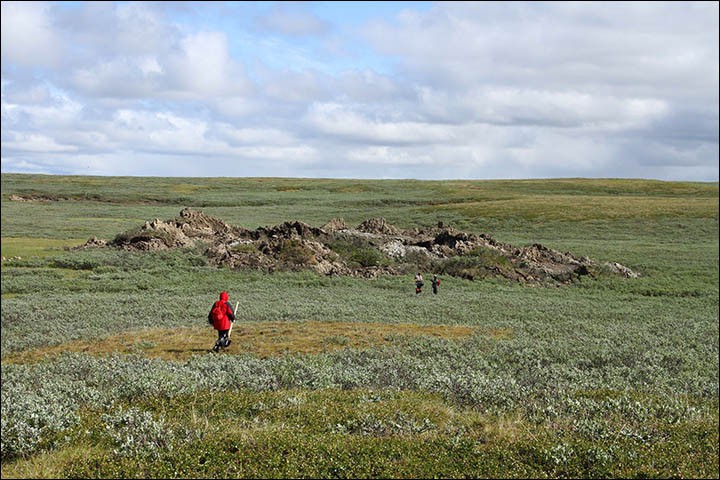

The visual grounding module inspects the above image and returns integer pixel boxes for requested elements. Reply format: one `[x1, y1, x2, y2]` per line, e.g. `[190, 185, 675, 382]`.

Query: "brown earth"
[77, 207, 638, 284]
[8, 194, 66, 202]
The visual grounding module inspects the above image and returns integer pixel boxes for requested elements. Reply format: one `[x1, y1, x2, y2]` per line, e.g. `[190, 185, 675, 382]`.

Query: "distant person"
[208, 291, 236, 352]
[431, 274, 440, 294]
[414, 273, 424, 294]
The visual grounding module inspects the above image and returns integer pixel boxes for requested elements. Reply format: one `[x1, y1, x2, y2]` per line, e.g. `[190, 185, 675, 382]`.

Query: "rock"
[78, 207, 638, 284]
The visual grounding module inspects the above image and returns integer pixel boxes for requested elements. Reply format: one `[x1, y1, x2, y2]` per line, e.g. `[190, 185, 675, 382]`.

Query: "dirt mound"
[254, 220, 326, 241]
[78, 208, 638, 284]
[107, 207, 250, 251]
[8, 194, 66, 202]
[357, 218, 403, 235]
[321, 218, 349, 232]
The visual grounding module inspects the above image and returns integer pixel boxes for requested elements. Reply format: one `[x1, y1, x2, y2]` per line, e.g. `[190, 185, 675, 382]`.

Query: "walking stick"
[228, 301, 239, 338]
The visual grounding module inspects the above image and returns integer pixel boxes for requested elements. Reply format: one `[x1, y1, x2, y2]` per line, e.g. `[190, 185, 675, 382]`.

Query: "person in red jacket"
[208, 291, 236, 352]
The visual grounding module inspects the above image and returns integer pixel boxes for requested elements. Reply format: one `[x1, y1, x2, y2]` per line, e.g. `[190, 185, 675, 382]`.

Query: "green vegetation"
[328, 237, 392, 268]
[436, 246, 514, 280]
[1, 173, 718, 478]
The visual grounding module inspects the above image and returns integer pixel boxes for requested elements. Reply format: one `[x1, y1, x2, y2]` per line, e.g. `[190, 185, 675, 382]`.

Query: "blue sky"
[1, 1, 718, 181]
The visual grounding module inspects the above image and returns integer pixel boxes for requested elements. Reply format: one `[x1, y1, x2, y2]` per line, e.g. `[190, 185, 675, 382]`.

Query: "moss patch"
[3, 321, 479, 364]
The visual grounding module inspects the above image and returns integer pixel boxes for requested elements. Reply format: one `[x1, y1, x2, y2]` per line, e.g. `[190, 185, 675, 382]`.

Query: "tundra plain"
[1, 174, 718, 478]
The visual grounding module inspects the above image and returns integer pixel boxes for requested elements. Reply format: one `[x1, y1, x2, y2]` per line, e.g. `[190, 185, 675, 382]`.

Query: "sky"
[1, 1, 718, 181]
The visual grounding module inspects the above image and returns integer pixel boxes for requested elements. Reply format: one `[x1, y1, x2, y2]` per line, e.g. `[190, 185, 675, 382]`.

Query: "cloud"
[3, 132, 78, 153]
[1, 1, 717, 182]
[210, 124, 298, 147]
[255, 4, 330, 37]
[71, 57, 162, 98]
[1, 1, 61, 68]
[2, 85, 83, 130]
[363, 2, 719, 97]
[304, 102, 457, 145]
[345, 145, 438, 167]
[52, 1, 178, 60]
[416, 86, 670, 130]
[162, 31, 253, 99]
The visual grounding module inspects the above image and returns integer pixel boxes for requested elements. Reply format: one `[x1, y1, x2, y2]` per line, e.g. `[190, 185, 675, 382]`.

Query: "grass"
[2, 389, 717, 479]
[3, 174, 717, 240]
[0, 237, 87, 259]
[432, 194, 718, 221]
[1, 173, 718, 478]
[2, 321, 478, 364]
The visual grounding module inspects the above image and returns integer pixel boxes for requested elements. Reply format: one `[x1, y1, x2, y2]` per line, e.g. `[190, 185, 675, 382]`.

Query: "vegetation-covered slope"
[1, 174, 718, 478]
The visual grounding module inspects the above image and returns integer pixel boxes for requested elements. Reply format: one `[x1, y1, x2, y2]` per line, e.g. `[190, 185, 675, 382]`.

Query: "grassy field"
[1, 173, 718, 478]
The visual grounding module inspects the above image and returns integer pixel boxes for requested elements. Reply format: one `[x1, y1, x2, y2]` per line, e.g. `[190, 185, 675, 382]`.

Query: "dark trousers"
[215, 329, 230, 348]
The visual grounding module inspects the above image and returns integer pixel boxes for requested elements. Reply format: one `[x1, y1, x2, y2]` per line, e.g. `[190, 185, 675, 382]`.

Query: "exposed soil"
[8, 194, 67, 202]
[78, 207, 638, 284]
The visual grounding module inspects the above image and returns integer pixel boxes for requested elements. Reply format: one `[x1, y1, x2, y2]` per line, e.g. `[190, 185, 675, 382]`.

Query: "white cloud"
[0, 1, 717, 181]
[109, 109, 213, 153]
[1, 1, 61, 67]
[209, 96, 269, 118]
[162, 31, 253, 99]
[363, 2, 719, 98]
[335, 69, 402, 102]
[3, 132, 77, 153]
[72, 58, 161, 98]
[479, 88, 668, 130]
[346, 146, 435, 166]
[1, 82, 50, 105]
[416, 86, 670, 130]
[2, 87, 83, 128]
[304, 102, 456, 145]
[211, 124, 297, 146]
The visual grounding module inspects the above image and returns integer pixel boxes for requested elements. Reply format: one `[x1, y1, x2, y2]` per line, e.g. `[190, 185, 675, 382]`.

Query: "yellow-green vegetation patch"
[133, 388, 488, 438]
[3, 321, 478, 364]
[441, 178, 719, 197]
[432, 195, 718, 221]
[66, 216, 140, 224]
[169, 183, 203, 194]
[1, 237, 87, 259]
[0, 444, 108, 480]
[486, 327, 514, 340]
[332, 185, 370, 193]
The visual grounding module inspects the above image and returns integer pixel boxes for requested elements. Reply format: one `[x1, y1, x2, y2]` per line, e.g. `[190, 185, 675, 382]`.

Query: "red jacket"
[209, 291, 236, 331]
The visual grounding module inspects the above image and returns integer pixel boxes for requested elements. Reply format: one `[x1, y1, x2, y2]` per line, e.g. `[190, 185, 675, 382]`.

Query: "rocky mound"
[77, 208, 638, 284]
